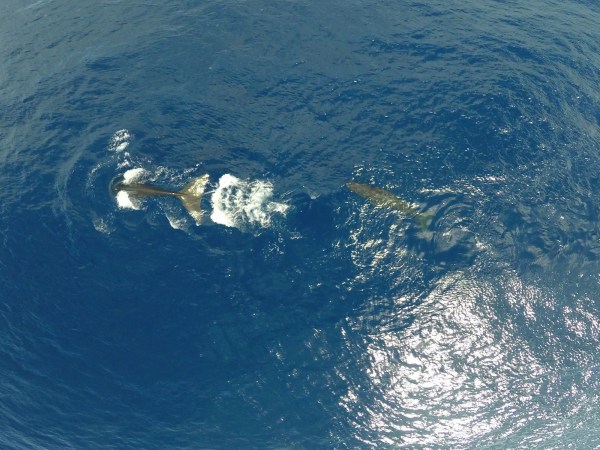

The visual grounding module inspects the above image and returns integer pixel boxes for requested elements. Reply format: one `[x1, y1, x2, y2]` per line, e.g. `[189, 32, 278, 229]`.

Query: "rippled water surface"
[1, 0, 600, 448]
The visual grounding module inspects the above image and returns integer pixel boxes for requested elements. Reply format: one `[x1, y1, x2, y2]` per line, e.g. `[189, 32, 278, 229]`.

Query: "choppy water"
[1, 0, 600, 448]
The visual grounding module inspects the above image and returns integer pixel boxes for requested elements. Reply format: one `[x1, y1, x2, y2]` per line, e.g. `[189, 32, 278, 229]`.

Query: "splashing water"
[210, 174, 289, 229]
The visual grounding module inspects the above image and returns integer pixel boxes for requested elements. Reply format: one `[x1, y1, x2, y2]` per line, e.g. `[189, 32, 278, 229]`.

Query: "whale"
[112, 174, 210, 225]
[347, 182, 432, 229]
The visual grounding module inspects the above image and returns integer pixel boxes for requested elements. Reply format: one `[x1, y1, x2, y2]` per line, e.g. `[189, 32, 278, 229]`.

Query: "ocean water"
[1, 0, 600, 448]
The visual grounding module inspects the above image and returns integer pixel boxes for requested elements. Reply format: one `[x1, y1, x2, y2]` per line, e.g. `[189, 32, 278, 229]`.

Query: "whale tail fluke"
[177, 174, 209, 225]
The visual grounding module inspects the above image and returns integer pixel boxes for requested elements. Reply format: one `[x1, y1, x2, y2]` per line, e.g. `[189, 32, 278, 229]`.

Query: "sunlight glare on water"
[1, 0, 600, 447]
[342, 270, 551, 446]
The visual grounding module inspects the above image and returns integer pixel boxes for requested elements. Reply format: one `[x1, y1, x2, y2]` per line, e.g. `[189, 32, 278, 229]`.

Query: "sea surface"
[1, 0, 600, 448]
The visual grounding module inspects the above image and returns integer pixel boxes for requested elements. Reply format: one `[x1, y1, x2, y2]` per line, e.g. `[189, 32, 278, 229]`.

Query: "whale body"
[347, 182, 432, 229]
[112, 174, 209, 225]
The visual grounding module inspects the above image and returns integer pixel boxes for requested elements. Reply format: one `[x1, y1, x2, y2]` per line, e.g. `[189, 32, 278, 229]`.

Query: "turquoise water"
[1, 0, 600, 448]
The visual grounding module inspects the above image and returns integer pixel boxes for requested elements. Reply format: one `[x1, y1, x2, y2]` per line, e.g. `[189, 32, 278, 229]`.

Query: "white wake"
[210, 174, 289, 229]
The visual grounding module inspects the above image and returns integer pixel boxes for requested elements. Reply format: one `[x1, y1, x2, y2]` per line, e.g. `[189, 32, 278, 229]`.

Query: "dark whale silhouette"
[112, 174, 209, 225]
[347, 182, 432, 229]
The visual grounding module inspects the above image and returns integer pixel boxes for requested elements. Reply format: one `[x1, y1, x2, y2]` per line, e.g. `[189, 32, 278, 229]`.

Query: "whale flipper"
[177, 174, 209, 225]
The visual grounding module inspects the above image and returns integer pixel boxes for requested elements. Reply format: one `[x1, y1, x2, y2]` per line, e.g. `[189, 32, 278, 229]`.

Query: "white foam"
[210, 174, 288, 229]
[109, 129, 132, 153]
[116, 190, 141, 210]
[166, 213, 187, 230]
[115, 168, 147, 210]
[92, 217, 113, 234]
[122, 167, 147, 184]
[116, 157, 132, 169]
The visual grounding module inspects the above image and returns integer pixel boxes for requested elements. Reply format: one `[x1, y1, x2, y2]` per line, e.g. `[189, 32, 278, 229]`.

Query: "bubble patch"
[116, 190, 140, 210]
[210, 174, 288, 229]
[109, 129, 132, 153]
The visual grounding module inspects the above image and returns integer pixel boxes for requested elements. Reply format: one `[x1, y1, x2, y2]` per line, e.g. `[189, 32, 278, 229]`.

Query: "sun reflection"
[339, 184, 599, 446]
[340, 271, 551, 447]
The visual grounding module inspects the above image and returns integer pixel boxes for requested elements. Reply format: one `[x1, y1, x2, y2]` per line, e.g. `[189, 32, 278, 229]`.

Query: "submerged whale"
[347, 182, 432, 229]
[112, 174, 210, 225]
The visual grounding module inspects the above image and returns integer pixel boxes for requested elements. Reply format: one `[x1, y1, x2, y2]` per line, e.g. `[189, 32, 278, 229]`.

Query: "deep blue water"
[2, 0, 600, 448]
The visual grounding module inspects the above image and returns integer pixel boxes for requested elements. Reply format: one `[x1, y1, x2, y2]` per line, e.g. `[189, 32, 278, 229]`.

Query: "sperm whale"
[347, 182, 432, 229]
[112, 174, 210, 225]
